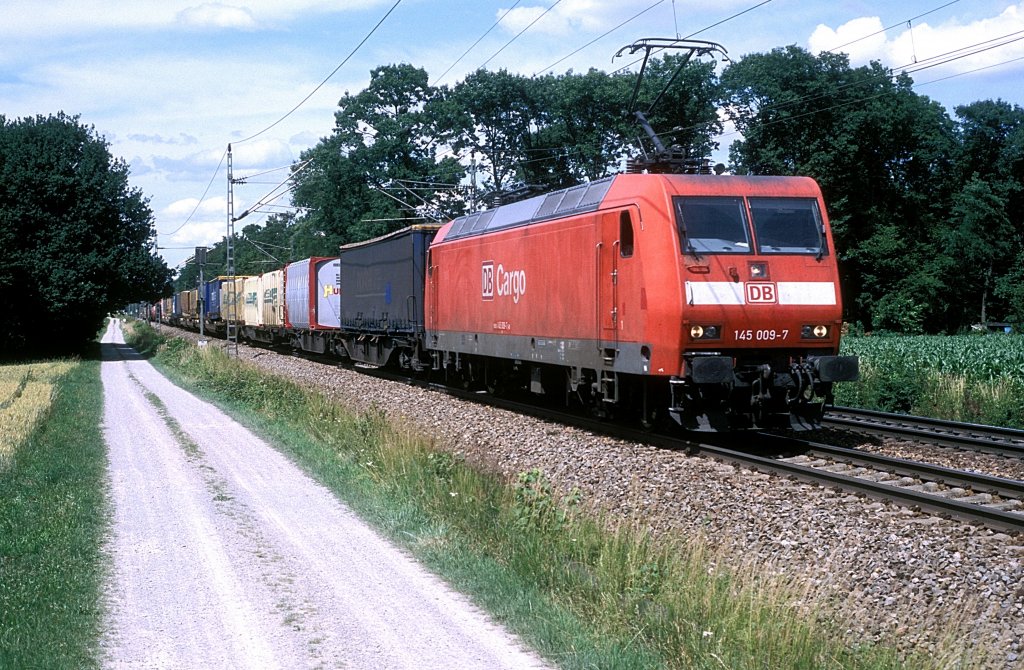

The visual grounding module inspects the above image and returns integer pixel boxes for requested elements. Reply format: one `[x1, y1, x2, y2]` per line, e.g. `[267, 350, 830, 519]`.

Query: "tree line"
[0, 113, 172, 356]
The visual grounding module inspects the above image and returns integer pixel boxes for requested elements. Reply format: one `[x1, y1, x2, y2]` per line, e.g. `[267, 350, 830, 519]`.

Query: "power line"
[479, 0, 563, 70]
[234, 158, 313, 223]
[433, 1, 523, 85]
[533, 0, 666, 76]
[163, 147, 227, 238]
[710, 48, 1024, 144]
[710, 27, 1024, 129]
[234, 0, 403, 145]
[914, 53, 1024, 89]
[826, 0, 961, 53]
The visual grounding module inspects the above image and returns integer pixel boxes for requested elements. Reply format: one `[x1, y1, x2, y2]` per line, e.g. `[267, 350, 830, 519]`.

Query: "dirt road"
[99, 319, 548, 669]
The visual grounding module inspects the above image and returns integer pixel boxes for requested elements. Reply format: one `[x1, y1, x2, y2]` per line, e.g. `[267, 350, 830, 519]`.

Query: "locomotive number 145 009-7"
[734, 329, 789, 341]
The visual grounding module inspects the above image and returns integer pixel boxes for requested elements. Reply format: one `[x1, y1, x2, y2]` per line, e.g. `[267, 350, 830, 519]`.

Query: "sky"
[3, 0, 1023, 272]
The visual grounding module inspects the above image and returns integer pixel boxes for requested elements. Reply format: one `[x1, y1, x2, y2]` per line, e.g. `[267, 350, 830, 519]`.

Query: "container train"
[155, 173, 858, 431]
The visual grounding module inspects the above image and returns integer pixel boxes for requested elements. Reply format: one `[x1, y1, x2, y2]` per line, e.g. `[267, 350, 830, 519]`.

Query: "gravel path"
[100, 320, 549, 670]
[160, 326, 1024, 668]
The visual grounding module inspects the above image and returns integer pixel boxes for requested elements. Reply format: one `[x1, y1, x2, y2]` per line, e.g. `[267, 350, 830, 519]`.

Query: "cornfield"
[0, 361, 78, 467]
[836, 335, 1024, 428]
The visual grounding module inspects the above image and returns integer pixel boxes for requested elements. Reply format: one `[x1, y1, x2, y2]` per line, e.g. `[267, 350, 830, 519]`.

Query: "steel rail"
[799, 441, 1024, 499]
[824, 406, 1024, 457]
[711, 441, 1024, 533]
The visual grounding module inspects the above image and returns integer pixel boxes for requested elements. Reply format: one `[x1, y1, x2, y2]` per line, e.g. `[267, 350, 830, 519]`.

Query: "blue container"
[204, 278, 225, 320]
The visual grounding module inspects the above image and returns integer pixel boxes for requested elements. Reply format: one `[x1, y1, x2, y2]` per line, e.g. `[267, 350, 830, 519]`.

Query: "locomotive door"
[427, 250, 437, 334]
[597, 211, 620, 361]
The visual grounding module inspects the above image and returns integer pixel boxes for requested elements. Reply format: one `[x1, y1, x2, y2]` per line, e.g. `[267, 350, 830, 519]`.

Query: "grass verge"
[128, 324, 964, 669]
[0, 356, 107, 669]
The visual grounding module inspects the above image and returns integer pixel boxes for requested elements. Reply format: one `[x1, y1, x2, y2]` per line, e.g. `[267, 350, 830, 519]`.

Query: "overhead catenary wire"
[433, 0, 523, 85]
[479, 0, 564, 70]
[233, 158, 314, 223]
[163, 147, 227, 238]
[707, 51, 1024, 144]
[826, 0, 961, 53]
[234, 0, 403, 145]
[646, 25, 1024, 150]
[532, 0, 667, 76]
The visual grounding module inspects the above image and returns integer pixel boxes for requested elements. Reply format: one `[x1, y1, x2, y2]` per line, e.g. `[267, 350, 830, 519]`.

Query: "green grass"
[837, 334, 1024, 427]
[0, 356, 107, 669]
[126, 323, 963, 669]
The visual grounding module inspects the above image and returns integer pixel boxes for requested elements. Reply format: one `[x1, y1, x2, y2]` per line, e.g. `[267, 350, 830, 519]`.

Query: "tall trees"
[291, 64, 464, 249]
[0, 113, 171, 355]
[720, 47, 960, 331]
[952, 100, 1024, 327]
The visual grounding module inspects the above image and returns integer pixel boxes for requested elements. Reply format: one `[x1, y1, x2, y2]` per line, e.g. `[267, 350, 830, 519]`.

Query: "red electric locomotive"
[424, 173, 858, 430]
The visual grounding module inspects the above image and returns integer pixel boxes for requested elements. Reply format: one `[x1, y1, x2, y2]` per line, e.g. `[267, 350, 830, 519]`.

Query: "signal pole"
[196, 245, 207, 345]
[226, 144, 238, 357]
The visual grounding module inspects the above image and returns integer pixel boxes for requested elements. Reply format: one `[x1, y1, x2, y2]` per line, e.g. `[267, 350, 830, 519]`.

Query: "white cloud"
[0, 0, 386, 39]
[500, 0, 653, 37]
[809, 17, 888, 63]
[177, 4, 258, 30]
[161, 196, 230, 253]
[165, 219, 229, 249]
[166, 194, 225, 218]
[809, 2, 1024, 76]
[231, 139, 297, 171]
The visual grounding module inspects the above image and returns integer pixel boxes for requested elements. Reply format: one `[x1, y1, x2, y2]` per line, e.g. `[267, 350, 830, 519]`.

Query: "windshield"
[748, 197, 826, 255]
[673, 196, 751, 254]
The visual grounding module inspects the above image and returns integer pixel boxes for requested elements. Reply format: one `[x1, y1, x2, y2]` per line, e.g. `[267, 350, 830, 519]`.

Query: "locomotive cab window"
[619, 210, 634, 258]
[748, 197, 827, 255]
[673, 196, 751, 254]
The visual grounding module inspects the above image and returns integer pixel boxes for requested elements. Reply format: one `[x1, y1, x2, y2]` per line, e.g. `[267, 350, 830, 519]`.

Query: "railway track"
[421, 383, 1024, 533]
[753, 433, 1024, 533]
[823, 406, 1024, 457]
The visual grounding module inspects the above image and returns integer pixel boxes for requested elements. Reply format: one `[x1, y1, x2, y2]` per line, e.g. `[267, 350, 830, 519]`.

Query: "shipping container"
[260, 270, 285, 328]
[339, 226, 438, 335]
[219, 277, 249, 323]
[204, 278, 225, 321]
[243, 276, 261, 326]
[285, 257, 341, 330]
[181, 289, 198, 320]
[334, 225, 439, 366]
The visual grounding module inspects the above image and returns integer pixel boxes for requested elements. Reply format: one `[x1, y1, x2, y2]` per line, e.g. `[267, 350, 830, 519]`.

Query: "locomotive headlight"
[801, 325, 830, 339]
[689, 325, 722, 340]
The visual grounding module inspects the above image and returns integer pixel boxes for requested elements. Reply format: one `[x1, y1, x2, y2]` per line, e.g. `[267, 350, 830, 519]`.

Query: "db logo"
[746, 282, 777, 304]
[481, 261, 494, 301]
